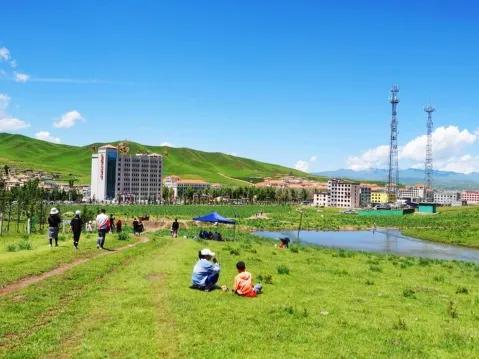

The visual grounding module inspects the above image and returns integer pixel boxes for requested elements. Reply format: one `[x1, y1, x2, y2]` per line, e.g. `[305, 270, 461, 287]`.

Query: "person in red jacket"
[233, 261, 262, 297]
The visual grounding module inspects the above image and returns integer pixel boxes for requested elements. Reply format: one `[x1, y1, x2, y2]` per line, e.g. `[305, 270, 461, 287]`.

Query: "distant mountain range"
[315, 168, 479, 190]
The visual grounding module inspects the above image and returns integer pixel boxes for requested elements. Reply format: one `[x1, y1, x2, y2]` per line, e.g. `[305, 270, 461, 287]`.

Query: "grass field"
[0, 133, 316, 185]
[2, 232, 479, 358]
[2, 205, 479, 357]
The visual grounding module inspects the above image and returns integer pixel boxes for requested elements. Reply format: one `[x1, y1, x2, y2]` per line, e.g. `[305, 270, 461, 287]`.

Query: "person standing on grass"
[70, 210, 83, 250]
[48, 208, 61, 247]
[191, 248, 221, 291]
[109, 214, 115, 233]
[96, 209, 109, 249]
[233, 261, 262, 297]
[171, 218, 179, 238]
[116, 219, 122, 233]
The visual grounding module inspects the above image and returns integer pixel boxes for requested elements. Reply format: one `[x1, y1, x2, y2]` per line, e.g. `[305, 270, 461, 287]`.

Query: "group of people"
[198, 230, 223, 241]
[191, 248, 262, 297]
[132, 217, 145, 235]
[46, 208, 133, 250]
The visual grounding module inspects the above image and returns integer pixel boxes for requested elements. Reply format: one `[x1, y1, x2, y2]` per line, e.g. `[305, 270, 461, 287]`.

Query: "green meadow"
[1, 205, 479, 358]
[0, 133, 313, 185]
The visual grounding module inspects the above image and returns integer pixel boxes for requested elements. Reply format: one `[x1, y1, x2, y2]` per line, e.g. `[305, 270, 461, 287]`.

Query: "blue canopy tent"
[193, 211, 236, 224]
[193, 212, 237, 240]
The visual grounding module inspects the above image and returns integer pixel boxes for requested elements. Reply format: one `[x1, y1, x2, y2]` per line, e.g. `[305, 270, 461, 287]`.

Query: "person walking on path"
[96, 209, 109, 249]
[171, 218, 179, 238]
[47, 208, 62, 247]
[70, 210, 83, 249]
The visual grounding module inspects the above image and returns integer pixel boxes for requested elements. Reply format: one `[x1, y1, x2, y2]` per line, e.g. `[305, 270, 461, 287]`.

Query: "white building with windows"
[313, 191, 329, 207]
[328, 179, 360, 208]
[164, 175, 210, 199]
[91, 145, 163, 203]
[434, 191, 461, 205]
[398, 185, 425, 202]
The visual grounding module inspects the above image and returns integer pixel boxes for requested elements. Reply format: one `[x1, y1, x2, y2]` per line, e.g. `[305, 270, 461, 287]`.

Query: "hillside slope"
[0, 133, 315, 185]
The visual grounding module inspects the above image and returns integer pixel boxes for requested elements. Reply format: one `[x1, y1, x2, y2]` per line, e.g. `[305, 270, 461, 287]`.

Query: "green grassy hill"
[0, 133, 322, 185]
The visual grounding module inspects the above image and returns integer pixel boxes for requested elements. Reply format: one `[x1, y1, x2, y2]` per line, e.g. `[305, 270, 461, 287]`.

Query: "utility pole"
[424, 105, 435, 202]
[387, 85, 400, 203]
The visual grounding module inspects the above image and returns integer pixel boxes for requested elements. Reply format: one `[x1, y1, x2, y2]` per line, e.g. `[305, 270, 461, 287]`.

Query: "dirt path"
[0, 236, 150, 297]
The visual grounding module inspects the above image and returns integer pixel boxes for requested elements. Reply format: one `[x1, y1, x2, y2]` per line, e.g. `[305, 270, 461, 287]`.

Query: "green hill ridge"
[0, 133, 320, 186]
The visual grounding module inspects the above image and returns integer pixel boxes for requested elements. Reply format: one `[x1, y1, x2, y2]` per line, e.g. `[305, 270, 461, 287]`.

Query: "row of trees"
[170, 186, 312, 204]
[0, 178, 81, 234]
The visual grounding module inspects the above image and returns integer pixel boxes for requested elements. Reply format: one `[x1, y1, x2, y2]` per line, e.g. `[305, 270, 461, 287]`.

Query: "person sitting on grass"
[191, 248, 220, 291]
[279, 237, 290, 249]
[233, 261, 262, 297]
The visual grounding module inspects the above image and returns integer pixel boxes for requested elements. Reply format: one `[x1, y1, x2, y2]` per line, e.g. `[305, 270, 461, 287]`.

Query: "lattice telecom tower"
[424, 104, 435, 202]
[387, 85, 400, 201]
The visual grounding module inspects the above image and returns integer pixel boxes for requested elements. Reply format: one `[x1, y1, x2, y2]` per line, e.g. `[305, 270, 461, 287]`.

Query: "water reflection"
[254, 229, 479, 263]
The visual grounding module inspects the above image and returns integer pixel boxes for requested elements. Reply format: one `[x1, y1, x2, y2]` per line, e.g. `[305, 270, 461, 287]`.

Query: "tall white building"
[328, 179, 360, 208]
[91, 145, 163, 203]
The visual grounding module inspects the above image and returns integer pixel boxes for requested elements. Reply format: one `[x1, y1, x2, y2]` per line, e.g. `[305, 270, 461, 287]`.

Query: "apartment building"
[328, 179, 360, 208]
[91, 145, 163, 202]
[461, 191, 479, 205]
[434, 191, 461, 205]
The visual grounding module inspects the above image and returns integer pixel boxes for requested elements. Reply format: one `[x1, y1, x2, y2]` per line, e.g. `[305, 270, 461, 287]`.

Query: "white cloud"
[0, 47, 10, 62]
[310, 155, 317, 162]
[401, 126, 476, 162]
[35, 131, 61, 144]
[295, 160, 310, 172]
[0, 93, 29, 132]
[346, 145, 390, 171]
[160, 142, 174, 147]
[54, 110, 85, 128]
[14, 72, 29, 83]
[0, 117, 30, 131]
[436, 155, 479, 174]
[347, 125, 479, 173]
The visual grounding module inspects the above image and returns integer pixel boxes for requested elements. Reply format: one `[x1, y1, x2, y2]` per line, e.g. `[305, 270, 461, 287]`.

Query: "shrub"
[58, 234, 66, 242]
[365, 279, 375, 286]
[456, 286, 469, 294]
[369, 265, 383, 273]
[22, 234, 30, 240]
[392, 318, 407, 330]
[448, 301, 458, 318]
[403, 288, 416, 298]
[7, 244, 17, 252]
[257, 274, 273, 284]
[18, 240, 32, 251]
[277, 264, 290, 275]
[229, 248, 240, 256]
[418, 258, 431, 266]
[290, 246, 299, 253]
[433, 275, 445, 282]
[118, 232, 130, 241]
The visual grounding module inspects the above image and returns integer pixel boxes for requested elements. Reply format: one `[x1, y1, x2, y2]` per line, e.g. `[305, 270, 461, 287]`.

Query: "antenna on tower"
[387, 85, 400, 202]
[424, 104, 435, 202]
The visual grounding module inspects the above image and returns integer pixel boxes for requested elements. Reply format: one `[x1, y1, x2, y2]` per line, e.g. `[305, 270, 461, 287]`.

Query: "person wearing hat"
[70, 210, 83, 249]
[191, 248, 221, 291]
[47, 208, 62, 247]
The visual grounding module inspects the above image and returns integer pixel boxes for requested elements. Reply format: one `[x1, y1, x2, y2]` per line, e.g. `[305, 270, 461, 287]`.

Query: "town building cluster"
[312, 179, 479, 208]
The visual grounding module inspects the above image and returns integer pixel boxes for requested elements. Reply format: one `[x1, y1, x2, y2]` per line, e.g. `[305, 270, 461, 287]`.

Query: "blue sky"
[1, 0, 478, 173]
